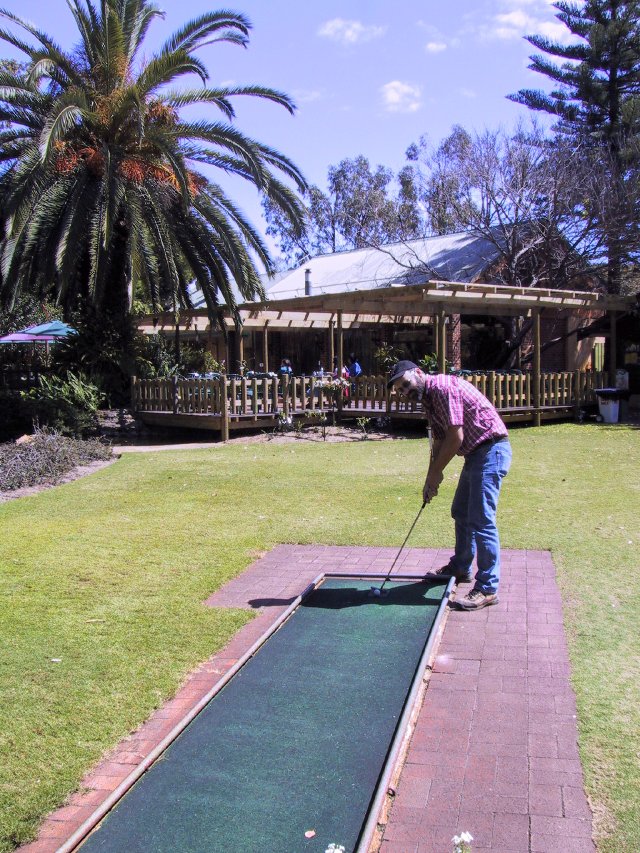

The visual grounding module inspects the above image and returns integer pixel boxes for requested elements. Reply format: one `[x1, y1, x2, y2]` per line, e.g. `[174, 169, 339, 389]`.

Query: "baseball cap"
[387, 359, 419, 388]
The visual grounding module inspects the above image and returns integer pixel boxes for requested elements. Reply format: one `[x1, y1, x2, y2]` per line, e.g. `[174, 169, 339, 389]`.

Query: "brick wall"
[447, 314, 462, 369]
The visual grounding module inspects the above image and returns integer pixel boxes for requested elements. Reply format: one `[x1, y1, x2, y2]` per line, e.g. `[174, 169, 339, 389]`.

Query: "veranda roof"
[140, 279, 634, 335]
[247, 279, 634, 323]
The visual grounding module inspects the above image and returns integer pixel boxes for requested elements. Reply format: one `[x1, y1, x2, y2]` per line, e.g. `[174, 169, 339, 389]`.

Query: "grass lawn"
[0, 423, 638, 851]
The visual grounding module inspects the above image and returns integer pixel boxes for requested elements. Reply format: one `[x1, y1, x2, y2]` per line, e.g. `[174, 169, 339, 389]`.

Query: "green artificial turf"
[0, 422, 638, 851]
[79, 579, 448, 853]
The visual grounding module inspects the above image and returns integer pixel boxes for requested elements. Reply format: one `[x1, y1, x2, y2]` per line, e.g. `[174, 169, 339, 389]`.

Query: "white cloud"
[493, 9, 532, 39]
[466, 0, 575, 44]
[292, 89, 325, 104]
[380, 81, 422, 113]
[418, 21, 458, 53]
[459, 88, 477, 99]
[492, 10, 572, 42]
[317, 18, 386, 45]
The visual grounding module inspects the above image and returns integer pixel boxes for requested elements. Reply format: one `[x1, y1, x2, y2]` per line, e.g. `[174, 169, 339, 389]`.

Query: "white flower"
[452, 832, 473, 853]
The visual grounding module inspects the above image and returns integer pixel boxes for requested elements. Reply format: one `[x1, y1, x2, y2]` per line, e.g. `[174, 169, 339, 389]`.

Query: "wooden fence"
[132, 370, 606, 437]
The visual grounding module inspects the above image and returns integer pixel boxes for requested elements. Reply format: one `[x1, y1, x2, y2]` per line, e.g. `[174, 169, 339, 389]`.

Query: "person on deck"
[347, 354, 362, 378]
[387, 360, 512, 610]
[279, 358, 293, 376]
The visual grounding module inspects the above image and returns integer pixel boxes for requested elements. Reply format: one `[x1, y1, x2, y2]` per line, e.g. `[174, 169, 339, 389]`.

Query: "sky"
[2, 0, 569, 247]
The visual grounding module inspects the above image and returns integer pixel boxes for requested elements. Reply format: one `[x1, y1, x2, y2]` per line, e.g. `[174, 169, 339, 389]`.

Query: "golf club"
[370, 501, 427, 598]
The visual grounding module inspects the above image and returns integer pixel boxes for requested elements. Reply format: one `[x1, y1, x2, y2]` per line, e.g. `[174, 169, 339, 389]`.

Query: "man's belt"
[471, 435, 509, 453]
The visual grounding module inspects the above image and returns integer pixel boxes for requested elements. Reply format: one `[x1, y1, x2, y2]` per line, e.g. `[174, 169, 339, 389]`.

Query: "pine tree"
[509, 0, 640, 293]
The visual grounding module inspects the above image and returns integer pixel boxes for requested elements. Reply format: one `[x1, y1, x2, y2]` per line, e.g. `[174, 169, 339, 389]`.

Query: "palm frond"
[0, 80, 50, 115]
[221, 84, 296, 114]
[121, 0, 164, 65]
[137, 49, 208, 95]
[0, 104, 42, 130]
[193, 186, 273, 275]
[135, 183, 180, 298]
[163, 88, 235, 120]
[0, 9, 84, 86]
[102, 4, 127, 91]
[54, 168, 99, 291]
[38, 98, 86, 162]
[143, 125, 191, 206]
[65, 0, 100, 69]
[0, 25, 39, 60]
[175, 120, 268, 186]
[159, 11, 250, 56]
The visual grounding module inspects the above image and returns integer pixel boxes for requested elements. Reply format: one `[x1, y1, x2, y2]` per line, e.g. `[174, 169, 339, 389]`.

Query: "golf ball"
[372, 588, 381, 597]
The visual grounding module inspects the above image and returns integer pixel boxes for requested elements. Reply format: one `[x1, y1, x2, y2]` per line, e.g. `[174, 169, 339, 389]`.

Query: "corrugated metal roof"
[187, 271, 287, 310]
[267, 232, 501, 300]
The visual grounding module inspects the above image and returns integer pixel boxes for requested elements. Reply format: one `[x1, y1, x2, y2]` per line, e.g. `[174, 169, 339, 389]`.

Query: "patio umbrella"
[23, 320, 76, 338]
[0, 321, 76, 343]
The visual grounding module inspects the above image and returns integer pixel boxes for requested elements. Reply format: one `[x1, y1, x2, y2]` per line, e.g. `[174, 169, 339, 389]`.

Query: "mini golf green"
[78, 577, 449, 853]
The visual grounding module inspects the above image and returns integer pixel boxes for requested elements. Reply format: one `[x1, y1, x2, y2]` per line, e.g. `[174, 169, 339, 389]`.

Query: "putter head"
[369, 585, 389, 598]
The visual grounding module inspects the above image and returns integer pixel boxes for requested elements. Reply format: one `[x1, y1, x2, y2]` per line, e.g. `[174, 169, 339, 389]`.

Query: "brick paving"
[18, 546, 594, 853]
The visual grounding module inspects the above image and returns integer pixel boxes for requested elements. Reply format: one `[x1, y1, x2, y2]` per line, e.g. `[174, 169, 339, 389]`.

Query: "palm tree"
[0, 1, 306, 329]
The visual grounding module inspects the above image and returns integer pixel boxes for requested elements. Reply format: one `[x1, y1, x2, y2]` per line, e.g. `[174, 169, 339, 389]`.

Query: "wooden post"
[174, 314, 181, 366]
[130, 376, 137, 411]
[238, 332, 244, 373]
[282, 374, 290, 419]
[337, 311, 344, 415]
[437, 309, 447, 373]
[609, 311, 617, 385]
[433, 312, 440, 363]
[220, 376, 229, 441]
[573, 369, 581, 419]
[329, 319, 335, 371]
[533, 310, 541, 427]
[172, 375, 178, 414]
[263, 322, 269, 373]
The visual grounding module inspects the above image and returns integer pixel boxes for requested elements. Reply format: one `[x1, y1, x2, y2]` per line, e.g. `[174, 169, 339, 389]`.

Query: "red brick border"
[18, 546, 594, 853]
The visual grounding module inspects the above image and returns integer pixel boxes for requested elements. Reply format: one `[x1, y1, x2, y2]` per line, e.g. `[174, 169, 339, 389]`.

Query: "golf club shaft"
[378, 501, 427, 592]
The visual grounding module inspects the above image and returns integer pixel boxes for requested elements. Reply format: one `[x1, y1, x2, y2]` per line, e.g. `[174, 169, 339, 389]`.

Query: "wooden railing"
[461, 370, 605, 411]
[132, 375, 347, 417]
[132, 370, 607, 427]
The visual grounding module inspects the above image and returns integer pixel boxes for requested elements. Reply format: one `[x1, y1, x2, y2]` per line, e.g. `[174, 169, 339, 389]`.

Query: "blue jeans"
[448, 440, 512, 594]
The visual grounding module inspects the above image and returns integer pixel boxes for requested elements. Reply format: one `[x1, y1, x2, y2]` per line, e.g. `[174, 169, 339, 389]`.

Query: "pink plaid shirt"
[423, 374, 508, 455]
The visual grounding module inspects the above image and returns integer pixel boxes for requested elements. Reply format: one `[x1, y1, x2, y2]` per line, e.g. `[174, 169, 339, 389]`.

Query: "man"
[387, 360, 512, 610]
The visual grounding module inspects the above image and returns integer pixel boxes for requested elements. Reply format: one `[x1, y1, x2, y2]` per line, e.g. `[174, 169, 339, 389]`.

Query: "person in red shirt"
[388, 360, 512, 610]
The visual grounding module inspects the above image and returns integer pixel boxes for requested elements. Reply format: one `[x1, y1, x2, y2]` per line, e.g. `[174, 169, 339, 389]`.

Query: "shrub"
[51, 307, 157, 404]
[0, 429, 112, 492]
[373, 342, 403, 374]
[418, 352, 451, 374]
[21, 372, 103, 437]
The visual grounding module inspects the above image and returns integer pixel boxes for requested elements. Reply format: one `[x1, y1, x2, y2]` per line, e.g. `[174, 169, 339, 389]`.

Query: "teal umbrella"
[0, 321, 76, 343]
[23, 321, 76, 338]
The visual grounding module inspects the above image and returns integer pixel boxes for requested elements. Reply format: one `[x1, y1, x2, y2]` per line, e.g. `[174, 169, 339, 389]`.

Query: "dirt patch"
[0, 457, 118, 504]
[114, 423, 427, 452]
[224, 423, 417, 445]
